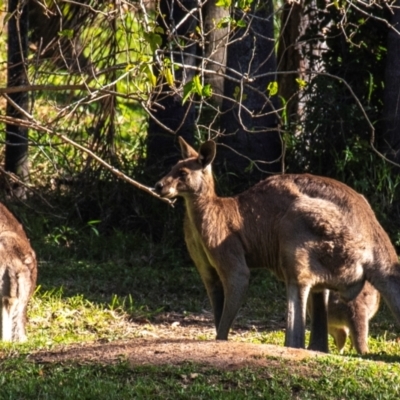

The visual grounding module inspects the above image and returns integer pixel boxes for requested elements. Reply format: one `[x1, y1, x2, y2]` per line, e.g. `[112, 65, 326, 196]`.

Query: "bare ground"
[27, 311, 324, 370]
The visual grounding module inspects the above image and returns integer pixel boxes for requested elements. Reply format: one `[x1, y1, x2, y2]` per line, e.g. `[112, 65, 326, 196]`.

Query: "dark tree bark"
[382, 1, 400, 164]
[277, 0, 328, 129]
[5, 0, 30, 196]
[28, 1, 94, 72]
[277, 1, 304, 123]
[202, 0, 229, 106]
[219, 0, 282, 186]
[146, 0, 198, 178]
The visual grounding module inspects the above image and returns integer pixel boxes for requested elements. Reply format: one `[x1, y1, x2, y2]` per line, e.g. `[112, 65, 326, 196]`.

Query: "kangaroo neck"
[184, 180, 226, 226]
[184, 189, 220, 222]
[184, 186, 241, 233]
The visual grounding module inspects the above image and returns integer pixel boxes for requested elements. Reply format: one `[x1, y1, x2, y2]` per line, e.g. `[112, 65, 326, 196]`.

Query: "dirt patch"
[27, 311, 324, 370]
[29, 338, 323, 370]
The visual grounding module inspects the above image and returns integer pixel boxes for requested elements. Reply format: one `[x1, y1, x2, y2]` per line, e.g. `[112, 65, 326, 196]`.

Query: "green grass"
[1, 225, 400, 399]
[1, 356, 400, 399]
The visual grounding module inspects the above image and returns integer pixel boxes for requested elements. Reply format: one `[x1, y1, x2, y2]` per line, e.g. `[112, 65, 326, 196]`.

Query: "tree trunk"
[382, 1, 400, 164]
[219, 0, 282, 187]
[146, 0, 198, 179]
[277, 1, 304, 124]
[277, 0, 328, 129]
[5, 0, 30, 197]
[202, 0, 229, 106]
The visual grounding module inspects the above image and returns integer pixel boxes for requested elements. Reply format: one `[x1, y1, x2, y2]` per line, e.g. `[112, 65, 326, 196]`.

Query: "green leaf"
[216, 0, 231, 8]
[143, 32, 162, 53]
[193, 75, 203, 95]
[142, 65, 157, 87]
[182, 81, 194, 105]
[233, 86, 247, 101]
[238, 0, 253, 11]
[217, 16, 232, 29]
[295, 78, 307, 90]
[267, 81, 278, 96]
[202, 84, 213, 97]
[164, 67, 174, 87]
[182, 77, 211, 104]
[3, 12, 12, 25]
[233, 86, 240, 100]
[236, 20, 247, 28]
[58, 29, 74, 40]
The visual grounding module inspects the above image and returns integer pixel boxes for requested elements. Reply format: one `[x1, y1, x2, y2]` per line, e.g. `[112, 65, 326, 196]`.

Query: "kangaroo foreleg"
[215, 260, 250, 340]
[201, 270, 225, 333]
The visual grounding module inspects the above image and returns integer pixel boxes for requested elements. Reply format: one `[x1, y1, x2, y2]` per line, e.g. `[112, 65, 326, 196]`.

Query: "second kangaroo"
[0, 203, 37, 342]
[155, 138, 400, 352]
[326, 281, 380, 354]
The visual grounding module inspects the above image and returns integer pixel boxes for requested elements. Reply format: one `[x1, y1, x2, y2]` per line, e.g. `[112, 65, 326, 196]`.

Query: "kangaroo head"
[155, 137, 216, 199]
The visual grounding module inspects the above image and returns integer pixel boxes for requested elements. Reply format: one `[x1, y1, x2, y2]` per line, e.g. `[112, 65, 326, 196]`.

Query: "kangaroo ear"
[179, 136, 198, 159]
[198, 140, 216, 169]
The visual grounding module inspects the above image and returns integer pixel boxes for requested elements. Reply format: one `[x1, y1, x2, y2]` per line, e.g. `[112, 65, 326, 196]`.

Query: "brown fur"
[155, 138, 400, 352]
[0, 204, 37, 342]
[308, 282, 380, 354]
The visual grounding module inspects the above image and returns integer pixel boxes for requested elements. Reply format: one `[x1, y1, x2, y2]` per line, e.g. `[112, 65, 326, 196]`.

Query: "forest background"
[1, 0, 400, 244]
[2, 1, 400, 398]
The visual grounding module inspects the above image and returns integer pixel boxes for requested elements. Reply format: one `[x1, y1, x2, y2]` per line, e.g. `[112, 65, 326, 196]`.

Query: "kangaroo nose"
[154, 181, 163, 194]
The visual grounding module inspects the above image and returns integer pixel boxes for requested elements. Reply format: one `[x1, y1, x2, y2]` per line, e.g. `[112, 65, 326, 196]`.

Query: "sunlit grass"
[27, 287, 134, 347]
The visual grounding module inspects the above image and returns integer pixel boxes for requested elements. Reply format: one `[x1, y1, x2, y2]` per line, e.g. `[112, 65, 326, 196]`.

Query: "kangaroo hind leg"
[308, 290, 329, 353]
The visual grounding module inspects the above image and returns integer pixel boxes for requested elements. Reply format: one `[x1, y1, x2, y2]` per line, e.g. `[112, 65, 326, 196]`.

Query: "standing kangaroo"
[326, 281, 380, 354]
[0, 204, 37, 342]
[155, 138, 400, 352]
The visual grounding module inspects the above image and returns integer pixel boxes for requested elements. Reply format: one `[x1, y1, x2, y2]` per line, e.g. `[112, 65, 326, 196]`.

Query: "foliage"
[288, 0, 388, 178]
[283, 1, 383, 167]
[0, 0, 398, 244]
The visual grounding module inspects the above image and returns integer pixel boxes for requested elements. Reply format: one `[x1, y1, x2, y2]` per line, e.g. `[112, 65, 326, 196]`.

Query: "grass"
[2, 354, 400, 399]
[1, 222, 400, 399]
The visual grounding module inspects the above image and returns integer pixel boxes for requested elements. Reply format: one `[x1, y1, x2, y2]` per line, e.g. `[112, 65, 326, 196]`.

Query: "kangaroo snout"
[154, 180, 176, 198]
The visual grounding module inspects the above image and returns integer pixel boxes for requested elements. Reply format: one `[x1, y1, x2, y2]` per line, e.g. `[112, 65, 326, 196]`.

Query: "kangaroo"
[0, 203, 37, 342]
[326, 281, 380, 354]
[154, 137, 400, 352]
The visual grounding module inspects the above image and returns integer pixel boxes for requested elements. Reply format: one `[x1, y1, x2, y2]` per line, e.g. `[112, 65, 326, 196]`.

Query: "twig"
[1, 98, 176, 207]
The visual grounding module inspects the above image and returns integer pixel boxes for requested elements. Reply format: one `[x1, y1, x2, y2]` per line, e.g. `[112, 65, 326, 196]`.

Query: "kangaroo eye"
[178, 169, 188, 178]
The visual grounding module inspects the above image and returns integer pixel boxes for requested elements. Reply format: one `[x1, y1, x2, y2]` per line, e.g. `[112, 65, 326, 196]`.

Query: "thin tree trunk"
[5, 0, 30, 196]
[219, 0, 282, 186]
[277, 1, 303, 123]
[277, 0, 328, 129]
[202, 0, 229, 106]
[382, 1, 400, 164]
[146, 0, 198, 178]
